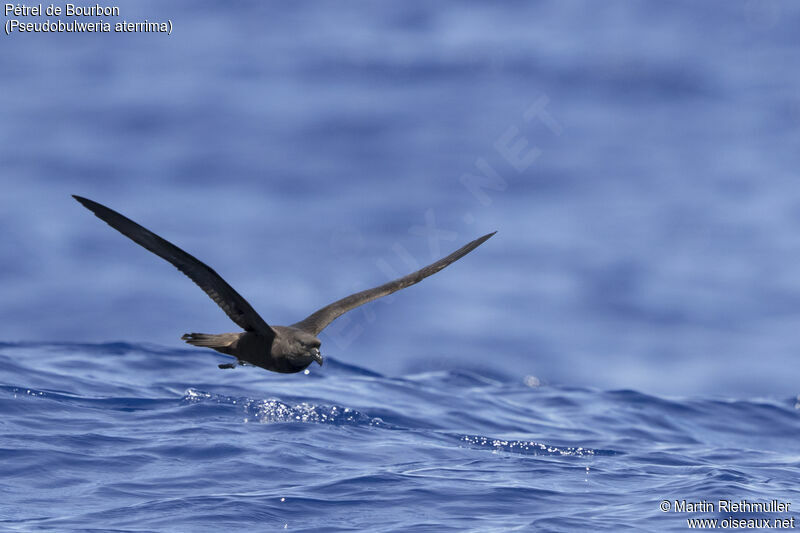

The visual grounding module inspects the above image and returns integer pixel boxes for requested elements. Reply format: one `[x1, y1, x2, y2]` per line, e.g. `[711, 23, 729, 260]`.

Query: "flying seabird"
[73, 196, 495, 373]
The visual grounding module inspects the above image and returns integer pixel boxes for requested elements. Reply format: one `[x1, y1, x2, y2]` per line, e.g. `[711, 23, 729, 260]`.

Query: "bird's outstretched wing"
[73, 195, 275, 337]
[292, 231, 496, 335]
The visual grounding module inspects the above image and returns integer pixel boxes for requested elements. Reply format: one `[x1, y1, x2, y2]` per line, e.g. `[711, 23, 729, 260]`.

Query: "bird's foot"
[218, 362, 237, 369]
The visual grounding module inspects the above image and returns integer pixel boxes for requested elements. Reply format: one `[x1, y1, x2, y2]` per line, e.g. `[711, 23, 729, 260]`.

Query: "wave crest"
[183, 388, 389, 427]
[458, 434, 608, 456]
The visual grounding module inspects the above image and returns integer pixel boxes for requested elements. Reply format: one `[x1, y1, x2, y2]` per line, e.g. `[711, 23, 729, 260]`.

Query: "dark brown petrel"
[73, 196, 495, 373]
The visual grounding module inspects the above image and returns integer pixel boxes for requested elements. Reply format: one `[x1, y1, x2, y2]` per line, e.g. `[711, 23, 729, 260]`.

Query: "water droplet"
[523, 375, 541, 387]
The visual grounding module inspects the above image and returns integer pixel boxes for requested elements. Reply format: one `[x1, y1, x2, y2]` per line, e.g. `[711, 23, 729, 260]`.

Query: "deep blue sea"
[3, 1, 800, 531]
[3, 341, 800, 531]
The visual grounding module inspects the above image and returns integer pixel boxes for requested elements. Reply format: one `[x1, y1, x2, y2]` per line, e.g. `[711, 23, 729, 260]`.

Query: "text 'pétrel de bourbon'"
[5, 4, 119, 17]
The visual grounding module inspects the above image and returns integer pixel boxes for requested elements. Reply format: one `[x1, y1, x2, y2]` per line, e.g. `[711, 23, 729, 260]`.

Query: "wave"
[182, 388, 391, 427]
[180, 388, 609, 457]
[3, 342, 798, 464]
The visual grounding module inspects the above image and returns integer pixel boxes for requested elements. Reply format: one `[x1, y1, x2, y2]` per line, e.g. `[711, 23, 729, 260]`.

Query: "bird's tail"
[181, 332, 240, 354]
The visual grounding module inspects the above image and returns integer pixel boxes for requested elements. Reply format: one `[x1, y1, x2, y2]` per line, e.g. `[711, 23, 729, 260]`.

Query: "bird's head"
[289, 330, 323, 367]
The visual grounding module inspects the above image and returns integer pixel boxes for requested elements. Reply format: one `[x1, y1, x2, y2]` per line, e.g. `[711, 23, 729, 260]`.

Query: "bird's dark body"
[183, 327, 318, 373]
[72, 195, 495, 374]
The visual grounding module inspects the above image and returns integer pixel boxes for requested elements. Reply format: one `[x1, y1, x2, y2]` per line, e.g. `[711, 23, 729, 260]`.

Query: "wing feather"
[73, 195, 275, 337]
[292, 232, 495, 335]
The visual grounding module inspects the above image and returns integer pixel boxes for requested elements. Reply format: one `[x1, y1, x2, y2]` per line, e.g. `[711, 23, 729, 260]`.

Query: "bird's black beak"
[312, 348, 323, 366]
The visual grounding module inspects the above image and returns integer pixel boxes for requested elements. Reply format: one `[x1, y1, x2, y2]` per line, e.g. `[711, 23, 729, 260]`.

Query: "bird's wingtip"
[72, 195, 100, 212]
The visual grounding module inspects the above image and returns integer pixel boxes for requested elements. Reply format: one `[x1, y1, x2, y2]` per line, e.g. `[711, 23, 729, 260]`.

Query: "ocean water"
[0, 343, 800, 531]
[2, 342, 799, 531]
[3, 0, 800, 530]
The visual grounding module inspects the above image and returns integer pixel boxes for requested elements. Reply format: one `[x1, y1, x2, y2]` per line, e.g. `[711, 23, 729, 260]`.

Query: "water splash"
[458, 434, 602, 456]
[183, 388, 389, 427]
